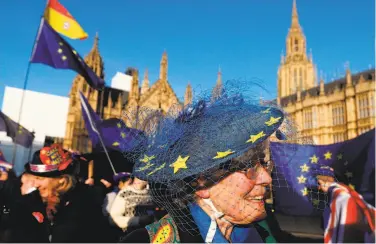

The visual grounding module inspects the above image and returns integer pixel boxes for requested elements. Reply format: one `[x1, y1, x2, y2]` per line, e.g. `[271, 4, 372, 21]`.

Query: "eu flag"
[270, 129, 375, 216]
[0, 111, 35, 148]
[97, 118, 146, 152]
[30, 18, 104, 89]
[79, 92, 146, 153]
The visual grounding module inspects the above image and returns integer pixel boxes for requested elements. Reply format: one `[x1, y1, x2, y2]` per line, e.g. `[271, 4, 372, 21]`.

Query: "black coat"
[0, 177, 112, 243]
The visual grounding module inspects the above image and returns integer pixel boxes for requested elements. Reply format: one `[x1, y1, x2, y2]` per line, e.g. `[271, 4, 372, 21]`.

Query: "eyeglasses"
[218, 159, 274, 179]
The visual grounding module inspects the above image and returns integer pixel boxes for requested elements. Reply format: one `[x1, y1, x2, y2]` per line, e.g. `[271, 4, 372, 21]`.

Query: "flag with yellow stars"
[0, 111, 35, 148]
[270, 129, 375, 216]
[79, 92, 146, 153]
[30, 18, 104, 89]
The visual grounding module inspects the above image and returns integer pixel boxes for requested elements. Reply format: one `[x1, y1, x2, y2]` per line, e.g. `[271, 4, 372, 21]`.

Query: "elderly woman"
[0, 144, 110, 242]
[121, 86, 287, 243]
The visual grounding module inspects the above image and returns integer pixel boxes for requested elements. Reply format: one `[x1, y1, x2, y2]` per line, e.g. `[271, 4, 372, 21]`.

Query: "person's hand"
[0, 171, 8, 181]
[100, 179, 112, 188]
[85, 178, 94, 186]
[317, 175, 335, 193]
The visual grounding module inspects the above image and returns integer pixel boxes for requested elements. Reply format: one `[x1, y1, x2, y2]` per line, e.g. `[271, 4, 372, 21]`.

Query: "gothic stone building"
[63, 35, 193, 153]
[277, 0, 375, 145]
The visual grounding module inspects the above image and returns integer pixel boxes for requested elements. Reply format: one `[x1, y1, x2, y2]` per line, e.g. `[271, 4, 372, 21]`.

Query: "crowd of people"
[0, 85, 374, 243]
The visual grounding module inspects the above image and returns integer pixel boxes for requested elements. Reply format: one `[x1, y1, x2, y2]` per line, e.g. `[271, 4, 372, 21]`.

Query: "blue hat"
[133, 88, 285, 183]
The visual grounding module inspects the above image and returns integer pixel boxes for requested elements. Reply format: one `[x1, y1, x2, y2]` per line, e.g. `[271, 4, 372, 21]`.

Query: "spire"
[216, 65, 222, 86]
[141, 68, 150, 94]
[346, 63, 352, 86]
[291, 0, 301, 29]
[159, 50, 168, 81]
[319, 72, 325, 96]
[84, 32, 104, 78]
[212, 66, 223, 101]
[184, 82, 193, 106]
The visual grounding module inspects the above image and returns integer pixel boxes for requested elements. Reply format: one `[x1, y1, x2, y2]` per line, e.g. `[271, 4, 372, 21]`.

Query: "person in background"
[110, 176, 158, 236]
[1, 143, 112, 242]
[317, 166, 376, 243]
[103, 172, 133, 223]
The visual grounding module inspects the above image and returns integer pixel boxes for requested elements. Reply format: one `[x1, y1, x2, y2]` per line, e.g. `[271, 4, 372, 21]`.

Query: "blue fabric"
[188, 202, 264, 243]
[270, 129, 375, 216]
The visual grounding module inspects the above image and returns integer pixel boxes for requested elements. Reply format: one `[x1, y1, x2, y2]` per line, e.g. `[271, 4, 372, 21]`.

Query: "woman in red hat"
[0, 144, 111, 242]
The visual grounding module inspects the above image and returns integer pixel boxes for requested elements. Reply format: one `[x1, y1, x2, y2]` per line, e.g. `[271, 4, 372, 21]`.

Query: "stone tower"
[63, 33, 104, 153]
[277, 0, 317, 99]
[211, 66, 223, 101]
[184, 82, 193, 106]
[159, 50, 168, 81]
[141, 69, 150, 94]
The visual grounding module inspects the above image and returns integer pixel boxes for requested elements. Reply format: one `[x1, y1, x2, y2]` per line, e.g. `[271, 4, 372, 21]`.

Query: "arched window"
[294, 39, 299, 51]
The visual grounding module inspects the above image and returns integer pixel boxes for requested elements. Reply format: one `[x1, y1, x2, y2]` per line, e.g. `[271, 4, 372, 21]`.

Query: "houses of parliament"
[62, 0, 375, 152]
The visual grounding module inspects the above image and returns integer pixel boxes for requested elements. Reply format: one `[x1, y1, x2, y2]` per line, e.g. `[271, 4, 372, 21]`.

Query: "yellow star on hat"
[213, 150, 235, 159]
[246, 131, 266, 143]
[140, 154, 156, 163]
[170, 155, 189, 174]
[265, 116, 281, 126]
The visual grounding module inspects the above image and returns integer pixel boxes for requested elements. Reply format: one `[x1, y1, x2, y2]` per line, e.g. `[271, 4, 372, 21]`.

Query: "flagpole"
[11, 17, 44, 164]
[97, 131, 117, 175]
[80, 94, 117, 175]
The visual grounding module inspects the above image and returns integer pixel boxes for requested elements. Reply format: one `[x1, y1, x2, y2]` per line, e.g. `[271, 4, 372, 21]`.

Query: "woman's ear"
[195, 188, 210, 199]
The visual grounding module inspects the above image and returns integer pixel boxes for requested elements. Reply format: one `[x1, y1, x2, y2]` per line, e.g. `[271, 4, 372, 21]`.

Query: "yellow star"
[72, 50, 77, 55]
[57, 48, 63, 54]
[297, 175, 307, 184]
[301, 187, 308, 196]
[170, 155, 190, 174]
[117, 123, 121, 128]
[324, 151, 332, 160]
[312, 199, 320, 206]
[261, 108, 271, 114]
[140, 155, 156, 163]
[246, 131, 266, 143]
[300, 163, 310, 173]
[59, 42, 63, 46]
[120, 132, 126, 138]
[213, 150, 235, 159]
[62, 55, 67, 61]
[310, 154, 319, 164]
[337, 153, 343, 160]
[348, 184, 355, 190]
[112, 141, 119, 147]
[265, 116, 282, 126]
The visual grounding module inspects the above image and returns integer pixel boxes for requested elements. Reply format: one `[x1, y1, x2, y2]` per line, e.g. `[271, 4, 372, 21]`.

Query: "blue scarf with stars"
[188, 203, 271, 243]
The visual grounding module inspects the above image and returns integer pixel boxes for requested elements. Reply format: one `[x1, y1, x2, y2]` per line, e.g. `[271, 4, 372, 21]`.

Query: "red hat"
[24, 144, 79, 177]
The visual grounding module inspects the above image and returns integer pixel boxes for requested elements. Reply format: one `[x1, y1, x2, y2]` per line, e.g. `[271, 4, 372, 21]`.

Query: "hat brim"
[134, 104, 284, 182]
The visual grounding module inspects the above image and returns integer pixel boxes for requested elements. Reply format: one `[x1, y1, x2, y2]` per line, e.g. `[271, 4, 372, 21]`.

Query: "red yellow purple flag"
[44, 0, 88, 40]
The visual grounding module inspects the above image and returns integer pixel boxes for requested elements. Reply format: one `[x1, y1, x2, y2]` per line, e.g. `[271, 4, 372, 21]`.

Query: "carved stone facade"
[277, 0, 375, 145]
[63, 36, 189, 153]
